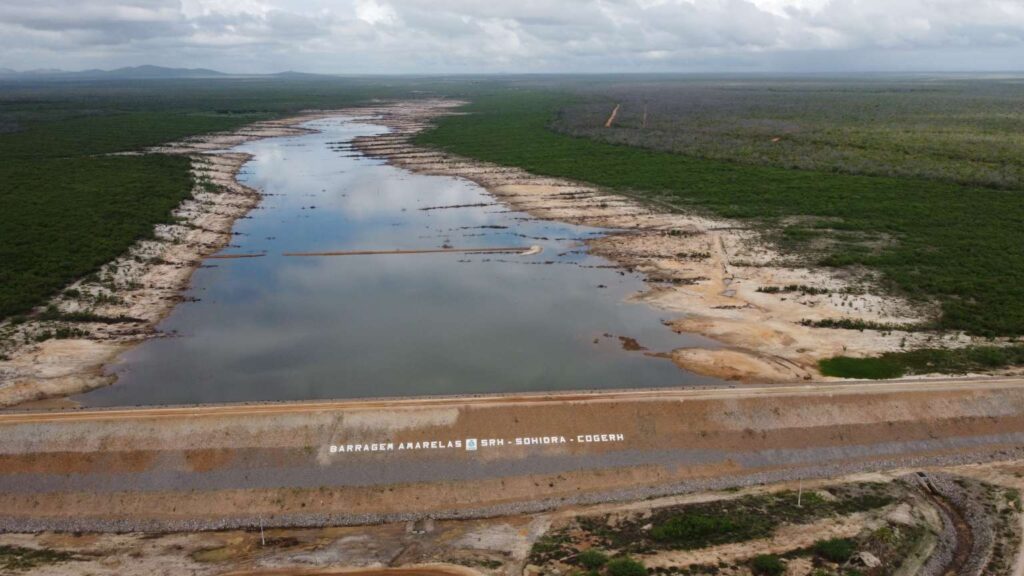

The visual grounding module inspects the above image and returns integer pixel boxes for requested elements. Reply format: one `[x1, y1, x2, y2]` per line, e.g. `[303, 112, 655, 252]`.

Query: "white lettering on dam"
[329, 432, 625, 455]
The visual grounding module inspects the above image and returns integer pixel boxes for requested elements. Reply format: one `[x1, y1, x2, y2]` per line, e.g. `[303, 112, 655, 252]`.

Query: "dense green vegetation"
[820, 344, 1024, 379]
[416, 90, 1024, 337]
[0, 154, 192, 318]
[0, 76, 482, 132]
[555, 78, 1024, 191]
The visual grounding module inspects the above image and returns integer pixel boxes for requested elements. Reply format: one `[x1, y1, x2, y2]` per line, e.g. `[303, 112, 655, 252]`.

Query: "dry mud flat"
[0, 110, 352, 408]
[349, 100, 990, 383]
[2, 379, 1024, 533]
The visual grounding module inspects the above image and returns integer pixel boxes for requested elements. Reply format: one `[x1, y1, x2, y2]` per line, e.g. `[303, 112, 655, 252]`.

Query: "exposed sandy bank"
[0, 111, 347, 407]
[349, 100, 994, 383]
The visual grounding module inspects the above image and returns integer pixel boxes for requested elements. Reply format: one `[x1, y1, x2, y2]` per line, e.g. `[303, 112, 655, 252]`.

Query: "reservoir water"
[76, 116, 722, 406]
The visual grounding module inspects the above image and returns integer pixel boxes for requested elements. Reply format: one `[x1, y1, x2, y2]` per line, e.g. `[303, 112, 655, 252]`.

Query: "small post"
[797, 479, 803, 508]
[259, 516, 266, 546]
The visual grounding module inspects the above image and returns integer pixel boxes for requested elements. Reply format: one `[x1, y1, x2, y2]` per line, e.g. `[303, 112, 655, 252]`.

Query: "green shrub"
[871, 526, 897, 545]
[530, 535, 566, 555]
[814, 538, 856, 563]
[819, 356, 905, 379]
[750, 554, 786, 576]
[577, 549, 608, 570]
[606, 556, 647, 576]
[1007, 489, 1022, 512]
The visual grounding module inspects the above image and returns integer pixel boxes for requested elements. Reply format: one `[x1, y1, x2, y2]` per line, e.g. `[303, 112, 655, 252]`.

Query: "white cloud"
[354, 0, 397, 25]
[0, 0, 1022, 72]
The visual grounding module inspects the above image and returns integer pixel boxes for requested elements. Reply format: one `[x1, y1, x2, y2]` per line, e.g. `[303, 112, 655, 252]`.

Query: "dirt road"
[604, 104, 621, 128]
[3, 377, 1024, 532]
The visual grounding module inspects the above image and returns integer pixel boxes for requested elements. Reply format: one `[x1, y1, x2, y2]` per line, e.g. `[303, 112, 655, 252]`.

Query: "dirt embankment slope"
[350, 100, 995, 383]
[0, 110, 360, 408]
[2, 462, 1022, 575]
[2, 378, 1024, 532]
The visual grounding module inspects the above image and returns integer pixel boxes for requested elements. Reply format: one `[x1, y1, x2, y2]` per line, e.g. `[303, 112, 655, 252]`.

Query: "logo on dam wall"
[328, 432, 625, 455]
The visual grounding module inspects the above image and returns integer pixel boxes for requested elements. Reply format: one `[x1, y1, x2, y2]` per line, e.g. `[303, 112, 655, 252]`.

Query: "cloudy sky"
[1, 0, 1022, 73]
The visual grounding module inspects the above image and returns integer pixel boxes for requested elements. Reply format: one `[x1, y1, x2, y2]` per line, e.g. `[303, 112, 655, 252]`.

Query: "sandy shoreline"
[0, 111, 347, 408]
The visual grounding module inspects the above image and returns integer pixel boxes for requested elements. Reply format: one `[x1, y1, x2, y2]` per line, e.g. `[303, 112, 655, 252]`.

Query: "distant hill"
[0, 65, 229, 80]
[270, 70, 328, 79]
[0, 66, 341, 82]
[100, 65, 228, 79]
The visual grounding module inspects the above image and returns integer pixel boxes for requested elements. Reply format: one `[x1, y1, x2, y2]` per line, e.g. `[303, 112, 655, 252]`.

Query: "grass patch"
[0, 545, 76, 571]
[38, 305, 145, 324]
[757, 284, 830, 295]
[529, 532, 573, 564]
[649, 512, 774, 548]
[575, 483, 894, 554]
[416, 91, 1024, 337]
[799, 318, 926, 332]
[750, 554, 786, 576]
[820, 344, 1024, 379]
[191, 546, 242, 563]
[578, 549, 609, 569]
[606, 557, 647, 576]
[813, 538, 857, 563]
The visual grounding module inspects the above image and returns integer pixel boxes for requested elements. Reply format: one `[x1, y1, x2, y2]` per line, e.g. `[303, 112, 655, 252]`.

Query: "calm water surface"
[76, 117, 722, 406]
